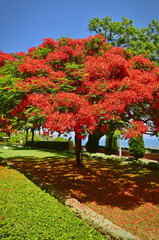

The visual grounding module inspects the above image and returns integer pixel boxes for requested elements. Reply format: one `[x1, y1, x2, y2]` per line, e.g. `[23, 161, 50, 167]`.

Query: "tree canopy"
[88, 17, 159, 64]
[0, 35, 159, 165]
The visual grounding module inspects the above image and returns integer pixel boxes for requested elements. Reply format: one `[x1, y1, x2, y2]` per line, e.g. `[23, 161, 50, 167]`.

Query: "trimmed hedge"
[87, 152, 159, 170]
[26, 140, 70, 151]
[123, 158, 159, 170]
[0, 166, 108, 240]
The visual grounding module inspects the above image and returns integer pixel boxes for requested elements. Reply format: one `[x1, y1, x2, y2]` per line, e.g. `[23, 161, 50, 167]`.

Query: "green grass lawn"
[0, 145, 74, 159]
[0, 165, 108, 240]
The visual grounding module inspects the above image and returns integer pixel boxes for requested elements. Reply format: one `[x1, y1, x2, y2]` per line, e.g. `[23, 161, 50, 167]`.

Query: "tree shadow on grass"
[5, 156, 159, 210]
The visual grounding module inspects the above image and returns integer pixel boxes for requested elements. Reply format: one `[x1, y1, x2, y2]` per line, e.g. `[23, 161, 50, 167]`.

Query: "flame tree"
[0, 35, 159, 166]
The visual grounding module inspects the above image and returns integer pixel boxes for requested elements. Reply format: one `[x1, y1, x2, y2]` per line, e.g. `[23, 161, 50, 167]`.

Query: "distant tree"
[88, 17, 159, 64]
[128, 134, 145, 159]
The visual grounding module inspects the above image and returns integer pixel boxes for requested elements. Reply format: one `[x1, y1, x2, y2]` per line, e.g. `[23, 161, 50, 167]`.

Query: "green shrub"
[0, 166, 108, 240]
[0, 132, 9, 142]
[82, 151, 128, 161]
[26, 140, 70, 151]
[122, 159, 159, 170]
[53, 136, 68, 142]
[129, 134, 145, 159]
[9, 132, 41, 144]
[105, 131, 118, 154]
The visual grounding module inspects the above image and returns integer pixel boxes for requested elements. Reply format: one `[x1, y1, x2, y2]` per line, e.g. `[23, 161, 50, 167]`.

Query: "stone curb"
[46, 186, 140, 240]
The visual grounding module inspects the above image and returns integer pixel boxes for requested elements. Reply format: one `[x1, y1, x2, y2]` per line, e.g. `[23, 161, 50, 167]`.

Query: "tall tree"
[129, 134, 145, 159]
[88, 17, 159, 64]
[87, 17, 159, 151]
[1, 35, 159, 166]
[105, 131, 118, 154]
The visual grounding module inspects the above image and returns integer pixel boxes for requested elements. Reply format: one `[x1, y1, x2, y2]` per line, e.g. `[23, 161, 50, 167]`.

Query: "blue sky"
[1, 0, 159, 53]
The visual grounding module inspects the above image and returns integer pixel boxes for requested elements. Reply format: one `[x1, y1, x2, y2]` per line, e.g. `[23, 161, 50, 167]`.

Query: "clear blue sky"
[1, 0, 159, 53]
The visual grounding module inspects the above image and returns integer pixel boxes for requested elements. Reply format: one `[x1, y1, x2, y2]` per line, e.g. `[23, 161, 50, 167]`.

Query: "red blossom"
[0, 51, 16, 67]
[16, 76, 56, 91]
[130, 55, 155, 70]
[124, 120, 148, 138]
[5, 34, 159, 138]
[41, 38, 57, 48]
[18, 57, 51, 75]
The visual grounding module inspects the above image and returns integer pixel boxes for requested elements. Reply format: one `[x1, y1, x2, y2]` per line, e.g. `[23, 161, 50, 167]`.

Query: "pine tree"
[128, 134, 145, 159]
[105, 131, 118, 154]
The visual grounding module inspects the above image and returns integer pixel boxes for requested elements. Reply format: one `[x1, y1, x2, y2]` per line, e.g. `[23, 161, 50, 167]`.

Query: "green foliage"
[53, 136, 75, 149]
[86, 152, 159, 170]
[0, 75, 24, 117]
[90, 152, 127, 161]
[0, 132, 9, 141]
[34, 47, 53, 59]
[88, 17, 159, 64]
[0, 61, 19, 77]
[124, 158, 159, 170]
[128, 134, 145, 159]
[0, 62, 23, 116]
[9, 132, 41, 144]
[105, 131, 118, 154]
[53, 136, 69, 142]
[85, 35, 104, 52]
[0, 166, 107, 240]
[135, 159, 159, 169]
[24, 107, 46, 128]
[145, 147, 159, 153]
[26, 140, 70, 151]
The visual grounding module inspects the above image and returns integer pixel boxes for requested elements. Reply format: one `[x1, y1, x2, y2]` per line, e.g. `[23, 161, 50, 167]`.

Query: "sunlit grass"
[0, 145, 74, 159]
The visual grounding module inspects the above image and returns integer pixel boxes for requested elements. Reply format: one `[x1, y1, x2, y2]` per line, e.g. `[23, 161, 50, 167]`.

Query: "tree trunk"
[75, 133, 83, 167]
[25, 129, 29, 144]
[85, 133, 102, 153]
[118, 134, 122, 157]
[31, 128, 35, 143]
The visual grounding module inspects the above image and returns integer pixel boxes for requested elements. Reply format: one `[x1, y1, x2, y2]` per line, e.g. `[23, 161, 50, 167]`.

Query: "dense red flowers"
[124, 121, 148, 138]
[1, 34, 159, 140]
[0, 51, 15, 67]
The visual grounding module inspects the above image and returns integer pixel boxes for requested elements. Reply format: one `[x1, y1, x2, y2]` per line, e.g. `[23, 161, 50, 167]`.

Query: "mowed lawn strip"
[0, 165, 108, 240]
[0, 146, 74, 159]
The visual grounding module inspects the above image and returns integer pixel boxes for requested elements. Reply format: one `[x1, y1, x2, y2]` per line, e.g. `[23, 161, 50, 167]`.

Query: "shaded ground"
[4, 156, 159, 240]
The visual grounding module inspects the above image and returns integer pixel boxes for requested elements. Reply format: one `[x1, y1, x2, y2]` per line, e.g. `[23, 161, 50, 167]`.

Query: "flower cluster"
[0, 51, 15, 67]
[124, 120, 148, 138]
[1, 34, 159, 140]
